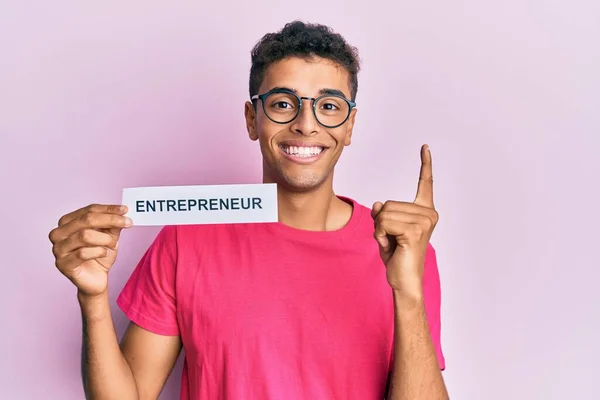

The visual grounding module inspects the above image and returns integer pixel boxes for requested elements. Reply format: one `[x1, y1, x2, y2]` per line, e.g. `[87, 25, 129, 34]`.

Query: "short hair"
[249, 21, 361, 101]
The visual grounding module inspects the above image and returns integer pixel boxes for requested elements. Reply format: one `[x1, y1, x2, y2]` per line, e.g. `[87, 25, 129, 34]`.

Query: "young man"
[49, 21, 449, 400]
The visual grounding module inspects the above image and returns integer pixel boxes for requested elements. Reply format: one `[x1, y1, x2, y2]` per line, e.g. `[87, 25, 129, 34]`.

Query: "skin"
[373, 145, 449, 399]
[244, 57, 357, 232]
[49, 206, 181, 399]
[48, 55, 448, 399]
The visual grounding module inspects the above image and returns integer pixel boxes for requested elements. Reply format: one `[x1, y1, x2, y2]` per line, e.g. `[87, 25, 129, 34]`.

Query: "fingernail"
[378, 237, 389, 249]
[121, 205, 128, 213]
[124, 217, 133, 227]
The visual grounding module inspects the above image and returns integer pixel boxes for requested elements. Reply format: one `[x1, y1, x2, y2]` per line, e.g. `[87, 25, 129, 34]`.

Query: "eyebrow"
[270, 86, 349, 99]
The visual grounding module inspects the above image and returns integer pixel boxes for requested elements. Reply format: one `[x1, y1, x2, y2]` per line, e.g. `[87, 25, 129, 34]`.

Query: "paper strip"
[121, 183, 278, 226]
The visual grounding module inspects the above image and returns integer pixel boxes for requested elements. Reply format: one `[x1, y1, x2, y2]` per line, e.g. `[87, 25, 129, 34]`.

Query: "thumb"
[371, 201, 384, 219]
[371, 201, 390, 250]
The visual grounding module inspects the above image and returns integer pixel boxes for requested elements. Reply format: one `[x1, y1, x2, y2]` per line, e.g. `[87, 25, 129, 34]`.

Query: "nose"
[290, 99, 319, 136]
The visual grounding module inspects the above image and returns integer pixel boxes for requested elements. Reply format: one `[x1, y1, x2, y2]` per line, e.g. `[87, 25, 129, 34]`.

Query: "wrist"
[392, 289, 425, 314]
[78, 290, 111, 321]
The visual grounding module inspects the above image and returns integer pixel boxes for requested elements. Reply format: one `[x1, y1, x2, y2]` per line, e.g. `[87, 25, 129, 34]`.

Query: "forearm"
[388, 291, 448, 400]
[79, 292, 138, 400]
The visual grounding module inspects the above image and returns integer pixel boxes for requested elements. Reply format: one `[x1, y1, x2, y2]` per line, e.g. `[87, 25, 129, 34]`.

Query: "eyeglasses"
[251, 88, 356, 128]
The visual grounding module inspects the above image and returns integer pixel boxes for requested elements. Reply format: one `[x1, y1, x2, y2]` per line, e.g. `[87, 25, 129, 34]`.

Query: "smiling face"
[245, 56, 357, 191]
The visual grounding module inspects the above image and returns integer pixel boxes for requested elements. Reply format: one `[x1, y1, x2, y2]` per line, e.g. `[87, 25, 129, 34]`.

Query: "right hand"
[49, 204, 133, 298]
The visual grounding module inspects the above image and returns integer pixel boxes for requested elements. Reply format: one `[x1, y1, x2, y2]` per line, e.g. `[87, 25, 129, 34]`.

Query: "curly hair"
[249, 21, 361, 101]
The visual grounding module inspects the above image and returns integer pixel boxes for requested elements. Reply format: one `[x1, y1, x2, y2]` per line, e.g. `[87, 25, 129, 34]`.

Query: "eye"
[267, 93, 298, 111]
[274, 101, 293, 109]
[317, 96, 345, 112]
[321, 102, 339, 111]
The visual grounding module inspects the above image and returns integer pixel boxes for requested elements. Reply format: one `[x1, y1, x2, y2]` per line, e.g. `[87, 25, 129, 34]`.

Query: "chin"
[270, 164, 330, 192]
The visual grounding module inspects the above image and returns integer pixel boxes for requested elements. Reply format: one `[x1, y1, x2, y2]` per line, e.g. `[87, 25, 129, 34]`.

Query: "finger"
[373, 222, 390, 250]
[106, 227, 123, 238]
[371, 201, 384, 220]
[50, 212, 132, 244]
[374, 211, 433, 248]
[374, 211, 420, 247]
[375, 219, 420, 250]
[414, 144, 434, 208]
[379, 200, 439, 223]
[375, 211, 429, 234]
[53, 229, 119, 258]
[58, 204, 128, 227]
[56, 246, 109, 272]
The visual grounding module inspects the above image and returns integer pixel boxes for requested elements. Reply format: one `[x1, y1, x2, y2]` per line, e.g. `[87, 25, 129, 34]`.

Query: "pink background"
[1, 1, 599, 399]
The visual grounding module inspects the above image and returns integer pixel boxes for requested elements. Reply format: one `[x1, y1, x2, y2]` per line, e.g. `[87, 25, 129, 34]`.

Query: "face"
[244, 57, 357, 191]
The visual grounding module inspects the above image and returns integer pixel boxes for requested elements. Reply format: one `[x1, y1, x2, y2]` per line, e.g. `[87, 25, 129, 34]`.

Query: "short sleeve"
[116, 226, 180, 336]
[423, 243, 445, 370]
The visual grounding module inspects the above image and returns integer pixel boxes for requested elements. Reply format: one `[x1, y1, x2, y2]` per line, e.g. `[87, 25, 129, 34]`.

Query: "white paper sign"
[122, 183, 278, 226]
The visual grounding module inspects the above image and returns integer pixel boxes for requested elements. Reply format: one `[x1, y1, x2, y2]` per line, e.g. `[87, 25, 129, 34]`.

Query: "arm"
[387, 294, 448, 400]
[49, 204, 181, 400]
[80, 292, 182, 400]
[371, 145, 449, 399]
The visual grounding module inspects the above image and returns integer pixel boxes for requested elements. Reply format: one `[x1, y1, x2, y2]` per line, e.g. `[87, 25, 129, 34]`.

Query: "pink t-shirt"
[117, 197, 445, 399]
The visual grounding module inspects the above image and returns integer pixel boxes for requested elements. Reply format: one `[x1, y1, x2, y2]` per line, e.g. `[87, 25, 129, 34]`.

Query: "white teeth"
[282, 145, 324, 157]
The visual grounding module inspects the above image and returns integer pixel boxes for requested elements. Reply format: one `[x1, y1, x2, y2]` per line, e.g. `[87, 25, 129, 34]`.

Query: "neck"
[264, 174, 353, 232]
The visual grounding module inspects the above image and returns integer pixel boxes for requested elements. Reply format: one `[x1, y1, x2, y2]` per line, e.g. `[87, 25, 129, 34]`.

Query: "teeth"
[282, 145, 324, 157]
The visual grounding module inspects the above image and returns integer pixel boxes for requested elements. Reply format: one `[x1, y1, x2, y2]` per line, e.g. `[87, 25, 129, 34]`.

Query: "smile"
[278, 144, 328, 164]
[280, 145, 324, 157]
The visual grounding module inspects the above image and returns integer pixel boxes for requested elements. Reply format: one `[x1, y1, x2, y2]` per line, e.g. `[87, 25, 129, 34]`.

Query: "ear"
[343, 108, 358, 146]
[244, 101, 259, 141]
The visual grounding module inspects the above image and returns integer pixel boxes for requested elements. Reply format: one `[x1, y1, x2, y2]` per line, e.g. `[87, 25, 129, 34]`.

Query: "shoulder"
[350, 199, 374, 219]
[333, 196, 377, 244]
[341, 196, 375, 230]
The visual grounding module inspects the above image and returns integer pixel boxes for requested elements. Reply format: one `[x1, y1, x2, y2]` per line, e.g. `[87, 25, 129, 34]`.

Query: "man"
[49, 21, 449, 400]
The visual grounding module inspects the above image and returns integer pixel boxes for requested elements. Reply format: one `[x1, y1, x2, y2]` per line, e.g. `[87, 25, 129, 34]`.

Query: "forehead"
[259, 57, 351, 98]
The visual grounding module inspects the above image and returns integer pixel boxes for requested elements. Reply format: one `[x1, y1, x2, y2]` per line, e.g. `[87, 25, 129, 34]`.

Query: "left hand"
[371, 144, 439, 299]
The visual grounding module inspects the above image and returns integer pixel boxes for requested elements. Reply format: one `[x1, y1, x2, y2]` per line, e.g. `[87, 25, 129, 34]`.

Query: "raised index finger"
[414, 144, 434, 208]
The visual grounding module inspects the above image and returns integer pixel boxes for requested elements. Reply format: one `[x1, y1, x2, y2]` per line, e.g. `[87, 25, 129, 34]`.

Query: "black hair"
[249, 21, 361, 101]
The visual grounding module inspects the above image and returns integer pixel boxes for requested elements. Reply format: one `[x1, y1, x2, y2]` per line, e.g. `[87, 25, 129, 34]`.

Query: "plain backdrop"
[1, 1, 598, 399]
